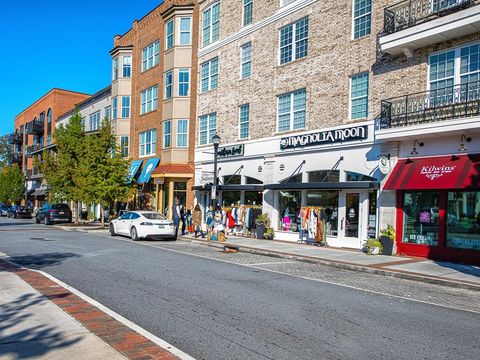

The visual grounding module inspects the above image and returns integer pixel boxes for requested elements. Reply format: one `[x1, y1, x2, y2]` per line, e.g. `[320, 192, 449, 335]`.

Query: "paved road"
[0, 218, 479, 360]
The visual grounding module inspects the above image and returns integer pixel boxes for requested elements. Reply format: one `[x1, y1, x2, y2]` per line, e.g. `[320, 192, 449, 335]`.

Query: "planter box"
[380, 235, 394, 255]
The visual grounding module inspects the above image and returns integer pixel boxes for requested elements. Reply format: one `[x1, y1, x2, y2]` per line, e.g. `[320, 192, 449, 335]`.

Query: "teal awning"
[126, 160, 143, 183]
[137, 158, 160, 184]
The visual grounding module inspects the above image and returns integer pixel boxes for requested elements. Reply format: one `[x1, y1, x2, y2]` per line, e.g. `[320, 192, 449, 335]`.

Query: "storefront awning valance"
[264, 181, 379, 191]
[137, 158, 160, 184]
[384, 154, 480, 190]
[126, 160, 143, 183]
[151, 164, 193, 177]
[192, 184, 264, 191]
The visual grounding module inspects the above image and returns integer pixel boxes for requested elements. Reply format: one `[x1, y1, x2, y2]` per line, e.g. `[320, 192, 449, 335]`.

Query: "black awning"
[264, 181, 379, 190]
[192, 184, 264, 191]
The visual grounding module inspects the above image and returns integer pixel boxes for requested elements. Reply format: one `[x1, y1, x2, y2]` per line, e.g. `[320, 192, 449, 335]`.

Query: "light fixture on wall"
[411, 139, 424, 155]
[458, 135, 472, 152]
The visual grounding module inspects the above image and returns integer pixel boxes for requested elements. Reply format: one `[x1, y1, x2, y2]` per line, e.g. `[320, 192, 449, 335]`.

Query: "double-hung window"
[142, 41, 160, 72]
[89, 111, 101, 132]
[180, 17, 192, 45]
[202, 3, 220, 46]
[113, 57, 119, 80]
[239, 104, 250, 139]
[105, 106, 111, 120]
[163, 120, 171, 148]
[80, 117, 85, 131]
[179, 69, 190, 96]
[350, 72, 369, 119]
[139, 129, 156, 156]
[200, 57, 219, 92]
[123, 56, 131, 78]
[177, 119, 188, 147]
[121, 96, 131, 118]
[166, 20, 174, 50]
[279, 17, 308, 65]
[241, 42, 252, 79]
[165, 71, 173, 99]
[243, 0, 253, 26]
[353, 0, 371, 39]
[120, 136, 129, 157]
[112, 97, 118, 119]
[141, 85, 159, 114]
[198, 113, 217, 145]
[277, 89, 306, 132]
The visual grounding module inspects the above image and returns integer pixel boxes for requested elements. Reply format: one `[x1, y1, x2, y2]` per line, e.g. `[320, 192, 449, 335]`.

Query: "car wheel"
[109, 223, 116, 237]
[35, 216, 40, 224]
[44, 216, 50, 225]
[130, 227, 139, 241]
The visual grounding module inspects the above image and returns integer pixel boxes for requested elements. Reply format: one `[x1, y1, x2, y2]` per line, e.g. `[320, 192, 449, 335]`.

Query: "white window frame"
[120, 136, 129, 157]
[243, 0, 253, 26]
[142, 41, 160, 72]
[122, 56, 131, 78]
[140, 85, 159, 114]
[113, 57, 119, 80]
[121, 96, 131, 118]
[278, 17, 309, 65]
[163, 120, 171, 148]
[176, 119, 189, 147]
[239, 104, 250, 139]
[352, 0, 372, 40]
[198, 113, 217, 145]
[139, 129, 157, 157]
[89, 111, 101, 132]
[349, 72, 369, 120]
[276, 89, 306, 132]
[240, 42, 252, 79]
[166, 19, 174, 50]
[112, 97, 118, 119]
[200, 57, 219, 93]
[165, 70, 173, 100]
[178, 69, 190, 96]
[202, 2, 220, 47]
[105, 106, 111, 120]
[180, 17, 192, 45]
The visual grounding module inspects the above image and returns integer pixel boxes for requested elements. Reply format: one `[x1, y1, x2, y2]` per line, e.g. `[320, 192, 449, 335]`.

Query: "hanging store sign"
[218, 144, 244, 158]
[200, 171, 214, 185]
[280, 125, 368, 150]
[378, 155, 390, 175]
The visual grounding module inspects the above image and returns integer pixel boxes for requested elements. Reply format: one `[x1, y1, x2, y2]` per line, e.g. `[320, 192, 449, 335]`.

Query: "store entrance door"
[339, 191, 363, 249]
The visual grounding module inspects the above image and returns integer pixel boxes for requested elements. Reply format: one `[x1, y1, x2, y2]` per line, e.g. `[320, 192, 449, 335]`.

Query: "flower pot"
[379, 235, 394, 255]
[371, 246, 380, 255]
[256, 223, 265, 239]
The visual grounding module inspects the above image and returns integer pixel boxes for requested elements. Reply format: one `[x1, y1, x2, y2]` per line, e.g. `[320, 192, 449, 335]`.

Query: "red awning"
[384, 154, 480, 190]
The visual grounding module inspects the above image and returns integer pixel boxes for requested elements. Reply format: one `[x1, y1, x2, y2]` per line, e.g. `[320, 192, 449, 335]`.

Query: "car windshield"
[142, 213, 167, 220]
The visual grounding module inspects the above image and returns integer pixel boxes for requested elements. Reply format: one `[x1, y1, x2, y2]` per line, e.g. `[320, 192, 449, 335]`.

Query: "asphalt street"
[0, 217, 479, 360]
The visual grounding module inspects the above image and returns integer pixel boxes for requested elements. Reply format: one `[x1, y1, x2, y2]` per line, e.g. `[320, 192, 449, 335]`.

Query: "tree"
[0, 134, 12, 170]
[0, 164, 24, 204]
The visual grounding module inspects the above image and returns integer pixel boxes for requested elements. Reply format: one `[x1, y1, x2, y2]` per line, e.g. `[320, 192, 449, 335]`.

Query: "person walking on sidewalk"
[172, 197, 183, 239]
[193, 204, 205, 238]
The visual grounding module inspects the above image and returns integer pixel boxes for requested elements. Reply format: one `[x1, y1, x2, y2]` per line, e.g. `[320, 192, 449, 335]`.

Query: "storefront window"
[174, 182, 187, 207]
[346, 171, 376, 182]
[447, 191, 480, 251]
[222, 191, 240, 206]
[223, 175, 241, 184]
[245, 191, 262, 205]
[281, 173, 302, 183]
[246, 176, 262, 184]
[279, 191, 301, 232]
[308, 170, 339, 182]
[306, 190, 338, 236]
[403, 191, 440, 246]
[368, 191, 377, 239]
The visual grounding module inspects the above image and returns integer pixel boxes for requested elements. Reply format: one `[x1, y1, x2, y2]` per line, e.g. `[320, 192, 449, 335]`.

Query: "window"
[200, 57, 219, 92]
[120, 136, 129, 157]
[179, 69, 190, 96]
[81, 117, 85, 131]
[180, 17, 192, 45]
[105, 106, 111, 120]
[353, 0, 371, 39]
[350, 72, 369, 119]
[241, 42, 252, 79]
[165, 71, 173, 99]
[279, 17, 308, 65]
[306, 191, 338, 236]
[112, 97, 118, 119]
[447, 191, 480, 251]
[202, 3, 220, 46]
[243, 0, 253, 26]
[121, 96, 131, 118]
[47, 109, 52, 144]
[279, 191, 301, 232]
[113, 57, 119, 80]
[277, 88, 306, 132]
[139, 129, 157, 156]
[166, 20, 174, 50]
[123, 56, 131, 78]
[239, 104, 249, 139]
[222, 192, 241, 207]
[163, 120, 171, 148]
[142, 41, 160, 72]
[89, 111, 101, 131]
[309, 170, 340, 182]
[141, 85, 159, 114]
[177, 119, 188, 147]
[281, 0, 296, 5]
[403, 191, 440, 246]
[198, 112, 217, 145]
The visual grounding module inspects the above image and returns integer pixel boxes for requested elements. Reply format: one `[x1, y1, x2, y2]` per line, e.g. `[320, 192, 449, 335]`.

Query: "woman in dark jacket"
[192, 204, 205, 238]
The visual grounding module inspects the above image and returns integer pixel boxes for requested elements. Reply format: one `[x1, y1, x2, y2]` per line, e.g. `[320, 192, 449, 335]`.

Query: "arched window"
[47, 109, 52, 144]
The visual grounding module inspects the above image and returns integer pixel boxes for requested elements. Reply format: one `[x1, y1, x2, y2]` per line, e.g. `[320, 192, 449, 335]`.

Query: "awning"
[264, 181, 379, 190]
[137, 158, 160, 184]
[126, 160, 143, 183]
[192, 184, 264, 191]
[384, 154, 480, 190]
[32, 189, 47, 196]
[151, 164, 193, 177]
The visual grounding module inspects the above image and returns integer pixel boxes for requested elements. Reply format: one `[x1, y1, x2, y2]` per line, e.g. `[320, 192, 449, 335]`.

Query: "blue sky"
[0, 0, 163, 136]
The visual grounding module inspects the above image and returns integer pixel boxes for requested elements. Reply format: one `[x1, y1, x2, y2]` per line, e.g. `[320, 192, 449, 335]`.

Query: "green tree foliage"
[0, 134, 12, 169]
[0, 164, 24, 204]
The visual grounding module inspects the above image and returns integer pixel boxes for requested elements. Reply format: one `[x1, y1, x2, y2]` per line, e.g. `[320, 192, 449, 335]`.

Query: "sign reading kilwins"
[218, 144, 244, 158]
[280, 125, 368, 150]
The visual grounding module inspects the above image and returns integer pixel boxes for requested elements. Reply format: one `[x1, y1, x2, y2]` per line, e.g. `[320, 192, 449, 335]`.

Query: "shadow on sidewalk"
[8, 252, 80, 269]
[0, 221, 35, 227]
[0, 292, 82, 359]
[433, 260, 480, 278]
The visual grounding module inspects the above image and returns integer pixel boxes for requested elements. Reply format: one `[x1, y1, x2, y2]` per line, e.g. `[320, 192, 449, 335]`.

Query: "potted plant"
[263, 227, 275, 240]
[379, 225, 395, 255]
[364, 238, 383, 255]
[255, 213, 270, 239]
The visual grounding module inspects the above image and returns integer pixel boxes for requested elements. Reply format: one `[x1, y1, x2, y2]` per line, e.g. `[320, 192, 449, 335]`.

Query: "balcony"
[27, 167, 43, 179]
[25, 144, 42, 157]
[26, 120, 44, 135]
[378, 81, 480, 139]
[12, 152, 23, 165]
[10, 131, 24, 144]
[380, 0, 480, 56]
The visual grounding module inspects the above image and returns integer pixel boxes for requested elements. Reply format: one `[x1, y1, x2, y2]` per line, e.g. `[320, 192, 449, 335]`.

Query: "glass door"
[338, 191, 363, 249]
[346, 193, 360, 238]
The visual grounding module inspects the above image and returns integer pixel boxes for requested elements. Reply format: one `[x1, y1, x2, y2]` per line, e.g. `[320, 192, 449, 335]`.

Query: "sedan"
[0, 204, 9, 217]
[109, 211, 176, 241]
[7, 205, 32, 219]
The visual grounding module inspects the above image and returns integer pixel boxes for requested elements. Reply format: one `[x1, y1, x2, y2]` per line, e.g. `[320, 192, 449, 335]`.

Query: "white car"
[109, 211, 176, 241]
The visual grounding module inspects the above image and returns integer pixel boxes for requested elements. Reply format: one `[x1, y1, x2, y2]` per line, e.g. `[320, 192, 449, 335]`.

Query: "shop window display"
[279, 191, 301, 232]
[403, 191, 440, 246]
[245, 191, 262, 205]
[306, 190, 338, 236]
[222, 191, 241, 206]
[308, 170, 339, 183]
[447, 191, 480, 251]
[174, 182, 187, 207]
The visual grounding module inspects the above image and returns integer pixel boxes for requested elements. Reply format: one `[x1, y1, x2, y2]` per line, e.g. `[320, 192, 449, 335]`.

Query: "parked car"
[36, 203, 72, 225]
[7, 205, 32, 219]
[0, 204, 10, 217]
[109, 211, 175, 241]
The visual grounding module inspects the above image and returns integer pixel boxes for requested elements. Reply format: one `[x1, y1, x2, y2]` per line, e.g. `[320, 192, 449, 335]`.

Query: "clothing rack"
[298, 206, 326, 246]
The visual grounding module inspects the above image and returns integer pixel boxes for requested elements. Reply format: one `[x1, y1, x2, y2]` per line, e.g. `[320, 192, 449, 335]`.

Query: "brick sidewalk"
[0, 260, 180, 360]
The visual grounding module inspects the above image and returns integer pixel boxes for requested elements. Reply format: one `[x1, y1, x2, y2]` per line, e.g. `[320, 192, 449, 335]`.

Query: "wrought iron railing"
[383, 0, 478, 35]
[380, 81, 480, 128]
[26, 120, 44, 135]
[27, 167, 42, 178]
[10, 131, 24, 144]
[12, 152, 23, 165]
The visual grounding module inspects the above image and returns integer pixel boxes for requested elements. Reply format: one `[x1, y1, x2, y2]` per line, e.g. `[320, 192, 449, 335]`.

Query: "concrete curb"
[180, 237, 480, 292]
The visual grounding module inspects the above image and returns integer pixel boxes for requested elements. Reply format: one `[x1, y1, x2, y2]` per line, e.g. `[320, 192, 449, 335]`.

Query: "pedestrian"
[172, 197, 183, 239]
[180, 203, 187, 235]
[192, 204, 205, 238]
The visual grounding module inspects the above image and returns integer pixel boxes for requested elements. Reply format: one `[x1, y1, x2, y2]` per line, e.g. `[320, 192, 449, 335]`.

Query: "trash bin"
[80, 211, 88, 220]
[256, 222, 265, 239]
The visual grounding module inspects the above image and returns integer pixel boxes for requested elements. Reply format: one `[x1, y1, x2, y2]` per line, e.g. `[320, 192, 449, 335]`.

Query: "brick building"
[13, 89, 90, 208]
[193, 0, 480, 264]
[112, 0, 198, 217]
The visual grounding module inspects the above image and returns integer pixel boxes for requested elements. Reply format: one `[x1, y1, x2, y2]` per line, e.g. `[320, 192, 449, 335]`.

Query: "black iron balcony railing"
[10, 131, 24, 144]
[26, 167, 42, 179]
[383, 0, 478, 35]
[380, 81, 480, 129]
[25, 144, 42, 157]
[12, 152, 23, 165]
[26, 120, 44, 135]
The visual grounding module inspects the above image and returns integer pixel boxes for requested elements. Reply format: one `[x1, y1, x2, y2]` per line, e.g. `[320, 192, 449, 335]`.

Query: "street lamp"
[212, 133, 220, 210]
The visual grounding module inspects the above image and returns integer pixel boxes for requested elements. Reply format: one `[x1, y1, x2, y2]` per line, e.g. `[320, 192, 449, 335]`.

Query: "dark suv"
[36, 203, 72, 225]
[7, 205, 32, 219]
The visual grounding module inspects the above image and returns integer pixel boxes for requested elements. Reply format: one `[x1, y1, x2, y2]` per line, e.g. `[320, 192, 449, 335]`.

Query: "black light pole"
[212, 133, 220, 210]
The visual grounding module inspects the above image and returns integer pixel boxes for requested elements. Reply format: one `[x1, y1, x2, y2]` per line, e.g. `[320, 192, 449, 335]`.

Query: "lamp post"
[212, 133, 220, 210]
